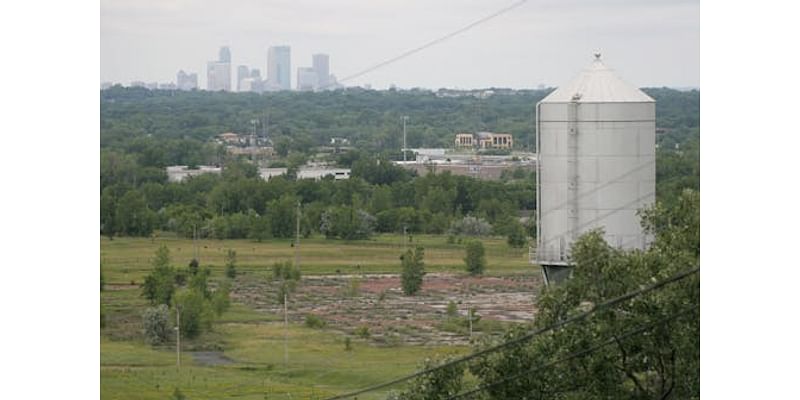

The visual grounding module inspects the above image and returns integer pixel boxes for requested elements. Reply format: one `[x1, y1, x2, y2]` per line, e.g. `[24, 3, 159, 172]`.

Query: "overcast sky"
[100, 0, 699, 90]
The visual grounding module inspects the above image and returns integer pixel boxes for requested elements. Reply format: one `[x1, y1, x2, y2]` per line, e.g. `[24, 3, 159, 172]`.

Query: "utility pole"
[283, 291, 288, 366]
[402, 116, 409, 162]
[192, 224, 198, 260]
[175, 306, 181, 369]
[465, 284, 473, 340]
[295, 201, 301, 270]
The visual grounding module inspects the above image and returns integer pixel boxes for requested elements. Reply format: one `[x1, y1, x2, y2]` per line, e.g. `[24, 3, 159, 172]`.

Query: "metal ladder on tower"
[565, 93, 581, 260]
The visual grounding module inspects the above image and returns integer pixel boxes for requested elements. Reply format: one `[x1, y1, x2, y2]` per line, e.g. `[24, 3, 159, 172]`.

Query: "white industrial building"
[535, 54, 656, 283]
[297, 168, 350, 181]
[166, 165, 222, 182]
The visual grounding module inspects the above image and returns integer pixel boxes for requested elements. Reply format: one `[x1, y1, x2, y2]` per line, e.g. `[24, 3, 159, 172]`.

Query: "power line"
[447, 305, 700, 399]
[321, 0, 529, 88]
[322, 266, 699, 400]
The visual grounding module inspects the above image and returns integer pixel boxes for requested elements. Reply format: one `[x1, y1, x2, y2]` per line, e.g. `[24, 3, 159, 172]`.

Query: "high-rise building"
[297, 67, 318, 91]
[251, 69, 261, 79]
[237, 65, 250, 91]
[219, 46, 231, 63]
[312, 53, 330, 89]
[207, 46, 231, 91]
[207, 61, 231, 91]
[177, 70, 198, 91]
[267, 46, 291, 91]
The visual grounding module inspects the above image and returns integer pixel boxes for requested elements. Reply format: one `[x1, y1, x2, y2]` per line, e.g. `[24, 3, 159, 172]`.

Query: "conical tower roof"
[540, 54, 654, 103]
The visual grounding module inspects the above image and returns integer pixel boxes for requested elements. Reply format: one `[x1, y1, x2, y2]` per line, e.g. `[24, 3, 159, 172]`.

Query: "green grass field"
[101, 234, 534, 399]
[100, 234, 532, 284]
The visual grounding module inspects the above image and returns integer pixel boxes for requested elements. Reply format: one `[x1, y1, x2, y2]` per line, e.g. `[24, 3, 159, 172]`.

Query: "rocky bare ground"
[232, 272, 544, 345]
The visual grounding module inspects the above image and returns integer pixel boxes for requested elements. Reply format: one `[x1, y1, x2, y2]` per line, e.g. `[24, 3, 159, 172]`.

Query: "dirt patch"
[232, 272, 543, 346]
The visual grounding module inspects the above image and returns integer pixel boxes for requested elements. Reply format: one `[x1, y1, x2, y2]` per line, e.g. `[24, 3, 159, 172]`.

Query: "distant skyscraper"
[297, 67, 318, 91]
[177, 70, 198, 90]
[207, 46, 231, 91]
[219, 46, 231, 63]
[250, 69, 261, 79]
[312, 54, 330, 89]
[237, 65, 250, 91]
[267, 46, 291, 91]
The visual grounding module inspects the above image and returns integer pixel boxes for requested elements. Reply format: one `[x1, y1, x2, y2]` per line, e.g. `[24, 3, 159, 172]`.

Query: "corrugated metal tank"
[535, 55, 655, 276]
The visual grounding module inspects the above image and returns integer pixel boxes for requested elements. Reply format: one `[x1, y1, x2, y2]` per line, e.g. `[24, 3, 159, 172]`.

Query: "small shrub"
[174, 268, 188, 286]
[142, 304, 171, 345]
[464, 240, 486, 276]
[304, 314, 327, 329]
[225, 249, 237, 279]
[507, 220, 528, 248]
[378, 290, 388, 302]
[355, 325, 370, 339]
[344, 337, 352, 351]
[343, 276, 361, 297]
[171, 387, 185, 400]
[400, 246, 425, 296]
[173, 289, 213, 339]
[141, 245, 176, 305]
[211, 282, 231, 317]
[446, 300, 458, 317]
[188, 259, 199, 275]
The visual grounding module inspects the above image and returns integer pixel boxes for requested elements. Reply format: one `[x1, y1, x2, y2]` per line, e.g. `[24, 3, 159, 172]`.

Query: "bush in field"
[355, 325, 370, 339]
[304, 314, 327, 329]
[142, 304, 171, 345]
[188, 258, 199, 275]
[273, 261, 301, 304]
[506, 219, 528, 248]
[225, 249, 237, 279]
[446, 300, 458, 317]
[464, 240, 486, 276]
[342, 276, 361, 297]
[171, 387, 185, 400]
[141, 245, 176, 306]
[211, 281, 231, 317]
[400, 246, 425, 296]
[173, 289, 213, 339]
[449, 216, 492, 237]
[189, 267, 211, 299]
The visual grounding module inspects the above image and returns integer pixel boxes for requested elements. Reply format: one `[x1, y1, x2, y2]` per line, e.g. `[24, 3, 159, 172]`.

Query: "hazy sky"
[100, 0, 699, 90]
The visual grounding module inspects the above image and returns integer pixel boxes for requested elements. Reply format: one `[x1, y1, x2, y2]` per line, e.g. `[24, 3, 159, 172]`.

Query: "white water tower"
[535, 54, 656, 283]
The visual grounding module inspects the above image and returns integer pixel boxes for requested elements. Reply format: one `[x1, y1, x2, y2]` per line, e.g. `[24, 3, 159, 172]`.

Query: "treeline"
[100, 87, 699, 165]
[100, 88, 699, 242]
[100, 150, 536, 241]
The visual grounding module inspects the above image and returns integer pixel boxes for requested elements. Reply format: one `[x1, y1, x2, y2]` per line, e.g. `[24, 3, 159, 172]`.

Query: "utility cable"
[319, 0, 529, 89]
[447, 304, 699, 399]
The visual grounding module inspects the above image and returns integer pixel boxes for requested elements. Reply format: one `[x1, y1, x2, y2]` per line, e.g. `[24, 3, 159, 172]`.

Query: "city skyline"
[100, 0, 699, 90]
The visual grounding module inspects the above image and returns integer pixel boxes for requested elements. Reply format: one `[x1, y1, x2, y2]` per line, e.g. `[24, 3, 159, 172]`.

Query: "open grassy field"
[101, 234, 536, 399]
[100, 234, 532, 284]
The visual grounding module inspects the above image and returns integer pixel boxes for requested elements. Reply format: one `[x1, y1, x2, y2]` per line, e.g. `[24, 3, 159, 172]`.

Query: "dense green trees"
[100, 88, 698, 243]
